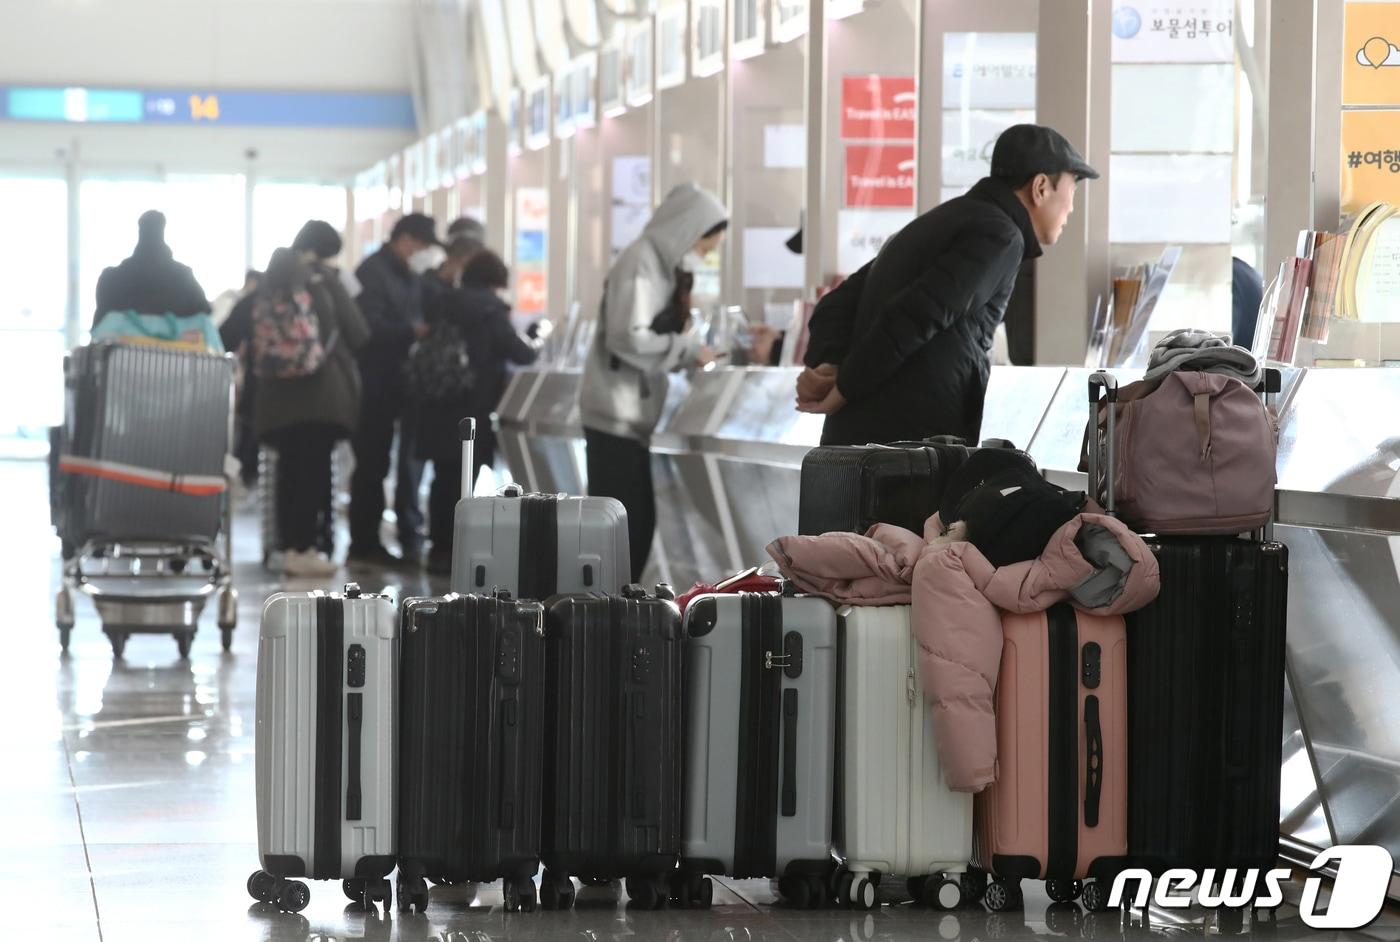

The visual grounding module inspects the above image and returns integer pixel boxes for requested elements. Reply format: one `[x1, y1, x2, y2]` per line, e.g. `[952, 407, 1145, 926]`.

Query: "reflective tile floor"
[7, 458, 1398, 941]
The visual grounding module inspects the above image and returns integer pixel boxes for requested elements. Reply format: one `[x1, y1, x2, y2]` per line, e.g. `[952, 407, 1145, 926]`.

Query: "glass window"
[941, 32, 1037, 202]
[0, 176, 67, 454]
[1107, 0, 1236, 342]
[252, 183, 349, 271]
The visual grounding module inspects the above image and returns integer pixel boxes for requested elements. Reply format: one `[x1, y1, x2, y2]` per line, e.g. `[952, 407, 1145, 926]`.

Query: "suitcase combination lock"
[764, 632, 804, 678]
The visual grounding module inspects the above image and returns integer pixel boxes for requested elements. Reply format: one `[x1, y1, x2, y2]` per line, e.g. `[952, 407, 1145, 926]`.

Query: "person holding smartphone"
[578, 182, 727, 582]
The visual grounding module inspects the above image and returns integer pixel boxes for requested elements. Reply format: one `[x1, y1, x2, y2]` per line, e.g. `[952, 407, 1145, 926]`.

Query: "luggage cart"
[56, 522, 238, 658]
[52, 342, 239, 658]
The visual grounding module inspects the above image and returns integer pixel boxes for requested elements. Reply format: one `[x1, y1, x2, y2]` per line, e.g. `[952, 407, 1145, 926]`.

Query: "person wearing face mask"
[796, 125, 1097, 446]
[415, 248, 541, 574]
[347, 212, 439, 567]
[419, 234, 483, 316]
[579, 182, 727, 583]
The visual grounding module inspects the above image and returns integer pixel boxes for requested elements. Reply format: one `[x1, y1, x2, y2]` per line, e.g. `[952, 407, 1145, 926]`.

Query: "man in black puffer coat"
[797, 125, 1097, 446]
[92, 211, 209, 330]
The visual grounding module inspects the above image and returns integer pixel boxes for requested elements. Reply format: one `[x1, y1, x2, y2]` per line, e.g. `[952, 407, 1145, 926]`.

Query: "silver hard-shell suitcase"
[835, 605, 974, 911]
[60, 342, 233, 546]
[249, 584, 398, 913]
[677, 591, 838, 908]
[451, 419, 629, 598]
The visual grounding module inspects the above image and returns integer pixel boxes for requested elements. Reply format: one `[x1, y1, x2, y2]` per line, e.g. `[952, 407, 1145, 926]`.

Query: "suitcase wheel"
[1081, 880, 1111, 913]
[778, 874, 826, 910]
[625, 875, 667, 911]
[669, 872, 712, 909]
[248, 871, 309, 914]
[247, 870, 278, 903]
[847, 874, 878, 911]
[503, 877, 537, 913]
[276, 880, 311, 913]
[540, 870, 575, 911]
[959, 868, 988, 904]
[395, 874, 429, 913]
[924, 876, 963, 911]
[1046, 879, 1083, 904]
[983, 878, 1022, 913]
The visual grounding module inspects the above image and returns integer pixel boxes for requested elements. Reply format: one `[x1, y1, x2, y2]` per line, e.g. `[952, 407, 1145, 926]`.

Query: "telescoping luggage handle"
[459, 417, 476, 499]
[1087, 373, 1119, 515]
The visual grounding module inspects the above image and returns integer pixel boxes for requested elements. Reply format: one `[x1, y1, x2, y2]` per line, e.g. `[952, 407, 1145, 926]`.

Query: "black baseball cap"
[390, 212, 441, 246]
[990, 124, 1099, 183]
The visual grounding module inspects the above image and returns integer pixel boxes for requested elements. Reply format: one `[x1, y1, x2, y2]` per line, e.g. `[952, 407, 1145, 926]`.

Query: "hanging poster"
[1344, 2, 1400, 106]
[845, 144, 916, 208]
[1341, 109, 1400, 215]
[515, 187, 548, 315]
[841, 75, 916, 141]
[1110, 1, 1233, 64]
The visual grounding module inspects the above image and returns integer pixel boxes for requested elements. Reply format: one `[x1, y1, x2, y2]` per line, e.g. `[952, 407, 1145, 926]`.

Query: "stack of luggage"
[248, 355, 1288, 919]
[52, 338, 238, 657]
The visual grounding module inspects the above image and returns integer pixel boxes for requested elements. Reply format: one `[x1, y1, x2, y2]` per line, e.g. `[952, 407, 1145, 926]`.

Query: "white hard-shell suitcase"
[676, 591, 838, 909]
[248, 584, 398, 913]
[835, 605, 974, 911]
[451, 419, 629, 599]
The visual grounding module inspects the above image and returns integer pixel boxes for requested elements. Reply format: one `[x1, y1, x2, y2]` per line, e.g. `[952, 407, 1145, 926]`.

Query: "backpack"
[404, 320, 475, 402]
[251, 288, 328, 379]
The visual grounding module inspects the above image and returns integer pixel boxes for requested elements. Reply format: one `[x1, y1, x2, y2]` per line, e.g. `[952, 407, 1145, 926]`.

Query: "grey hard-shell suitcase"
[678, 591, 839, 908]
[451, 419, 629, 598]
[248, 584, 398, 913]
[58, 342, 233, 547]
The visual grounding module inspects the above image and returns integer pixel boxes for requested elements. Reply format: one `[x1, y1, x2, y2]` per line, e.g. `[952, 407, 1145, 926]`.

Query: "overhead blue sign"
[1, 86, 416, 130]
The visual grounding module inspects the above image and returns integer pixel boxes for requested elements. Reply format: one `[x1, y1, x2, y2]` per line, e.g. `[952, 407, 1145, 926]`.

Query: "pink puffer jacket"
[766, 524, 924, 606]
[912, 512, 1160, 793]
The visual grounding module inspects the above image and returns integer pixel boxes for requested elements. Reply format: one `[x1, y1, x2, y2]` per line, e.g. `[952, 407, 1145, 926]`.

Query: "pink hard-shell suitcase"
[972, 604, 1129, 913]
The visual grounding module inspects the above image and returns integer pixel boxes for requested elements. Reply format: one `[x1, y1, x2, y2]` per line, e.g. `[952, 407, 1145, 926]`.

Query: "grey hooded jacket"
[579, 183, 727, 443]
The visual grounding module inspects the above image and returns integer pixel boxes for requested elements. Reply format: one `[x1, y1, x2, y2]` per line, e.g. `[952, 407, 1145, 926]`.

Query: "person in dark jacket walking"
[416, 249, 539, 574]
[251, 248, 370, 576]
[796, 125, 1097, 446]
[347, 212, 440, 566]
[92, 210, 209, 330]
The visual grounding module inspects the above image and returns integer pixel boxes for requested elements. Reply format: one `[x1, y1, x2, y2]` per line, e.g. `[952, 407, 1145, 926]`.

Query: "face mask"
[410, 246, 445, 274]
[681, 251, 705, 272]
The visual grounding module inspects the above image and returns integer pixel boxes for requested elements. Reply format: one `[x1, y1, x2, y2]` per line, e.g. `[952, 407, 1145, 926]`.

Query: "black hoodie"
[805, 176, 1042, 447]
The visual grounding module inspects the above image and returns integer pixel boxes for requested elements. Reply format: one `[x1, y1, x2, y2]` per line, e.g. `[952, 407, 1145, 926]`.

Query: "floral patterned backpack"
[251, 287, 330, 379]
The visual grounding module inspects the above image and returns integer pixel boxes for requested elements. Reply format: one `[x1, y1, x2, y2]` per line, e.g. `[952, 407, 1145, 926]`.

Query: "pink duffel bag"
[1080, 370, 1278, 535]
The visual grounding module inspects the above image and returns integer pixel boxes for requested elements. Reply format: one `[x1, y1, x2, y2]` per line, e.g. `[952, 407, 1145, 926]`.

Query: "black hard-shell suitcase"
[798, 438, 971, 535]
[1126, 537, 1288, 875]
[538, 585, 685, 910]
[397, 592, 547, 914]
